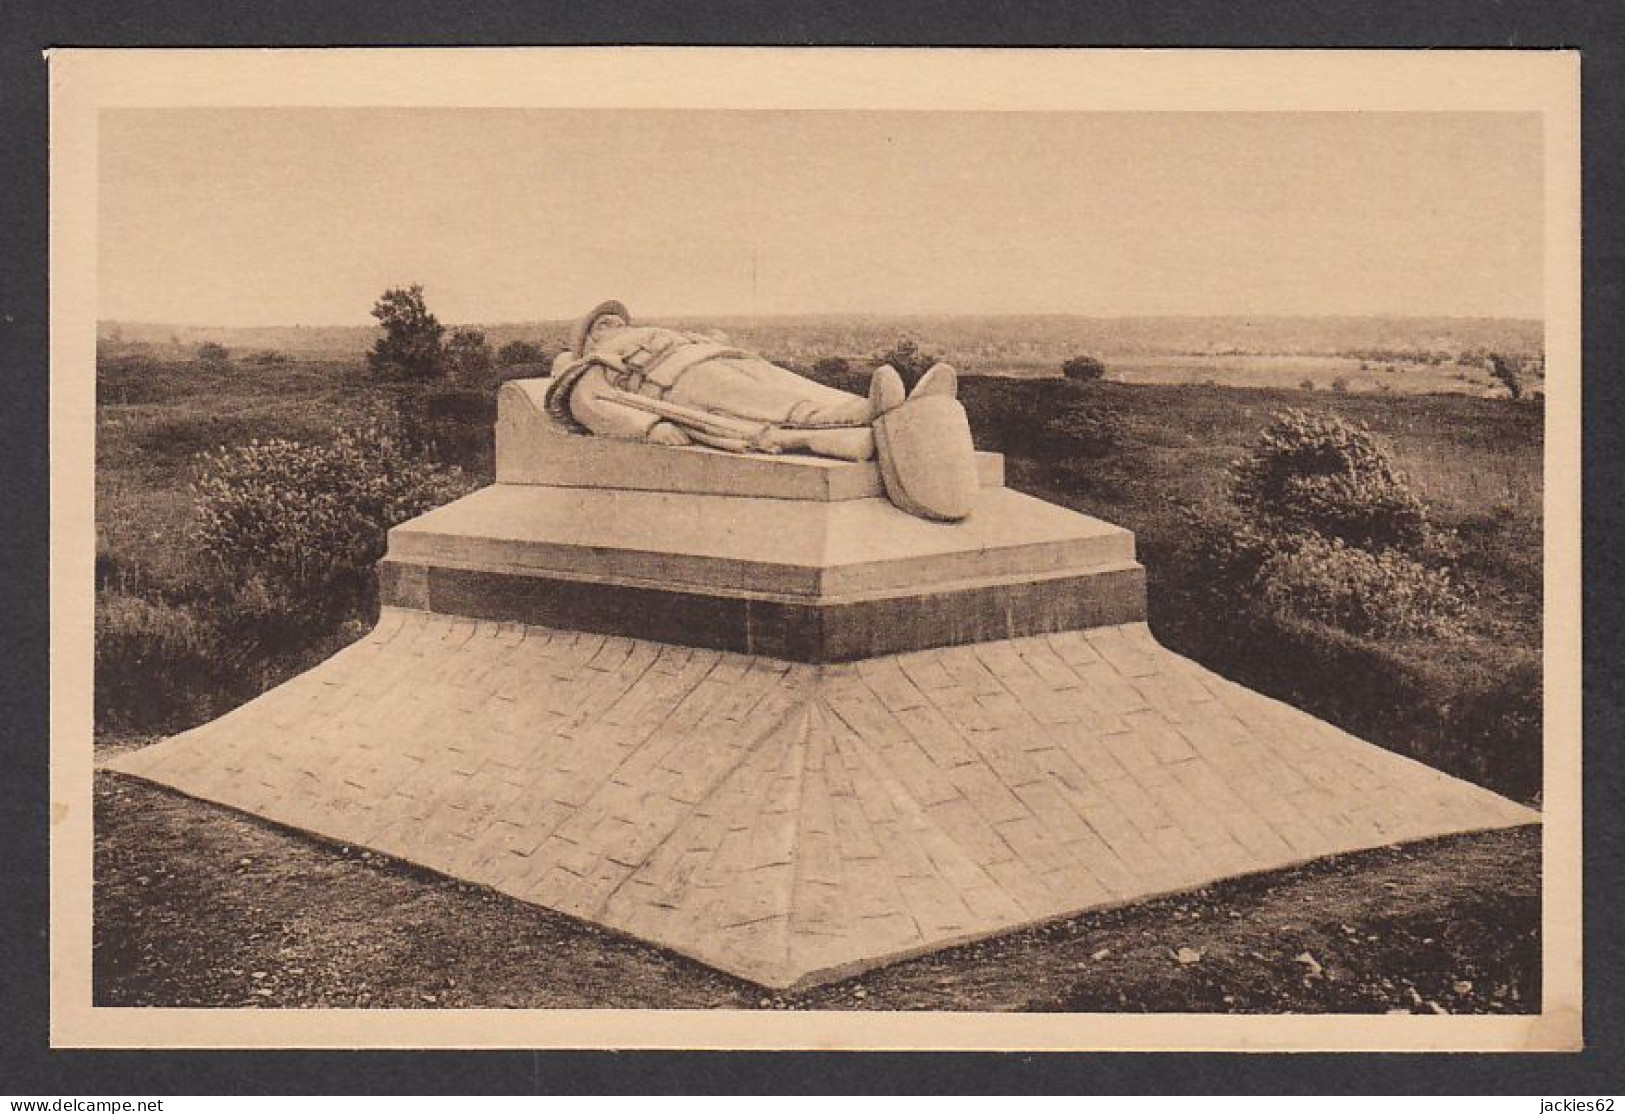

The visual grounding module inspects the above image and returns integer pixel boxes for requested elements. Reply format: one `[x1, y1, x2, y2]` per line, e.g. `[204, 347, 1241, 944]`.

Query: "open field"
[1100, 354, 1526, 397]
[895, 353, 1528, 397]
[102, 312, 1544, 361]
[101, 312, 1543, 398]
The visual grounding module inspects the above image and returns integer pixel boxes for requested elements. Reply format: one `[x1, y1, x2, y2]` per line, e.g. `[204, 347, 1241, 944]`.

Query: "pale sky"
[98, 109, 1543, 325]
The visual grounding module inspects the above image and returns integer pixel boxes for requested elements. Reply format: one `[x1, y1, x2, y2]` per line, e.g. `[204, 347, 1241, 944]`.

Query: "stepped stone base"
[107, 608, 1537, 990]
[379, 483, 1145, 662]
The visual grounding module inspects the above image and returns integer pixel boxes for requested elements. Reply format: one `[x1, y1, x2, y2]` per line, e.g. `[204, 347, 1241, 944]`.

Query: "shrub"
[1331, 376, 1350, 393]
[95, 589, 232, 732]
[196, 341, 230, 369]
[1299, 378, 1316, 391]
[496, 339, 544, 366]
[812, 356, 851, 378]
[97, 353, 180, 404]
[445, 329, 494, 385]
[1229, 409, 1430, 551]
[1033, 399, 1122, 459]
[1179, 503, 1276, 587]
[192, 414, 471, 626]
[1061, 354, 1106, 382]
[874, 337, 942, 392]
[368, 284, 445, 380]
[1257, 534, 1465, 637]
[1486, 353, 1527, 400]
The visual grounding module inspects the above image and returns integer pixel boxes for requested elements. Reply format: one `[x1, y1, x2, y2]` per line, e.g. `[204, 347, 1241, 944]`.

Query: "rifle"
[603, 387, 773, 444]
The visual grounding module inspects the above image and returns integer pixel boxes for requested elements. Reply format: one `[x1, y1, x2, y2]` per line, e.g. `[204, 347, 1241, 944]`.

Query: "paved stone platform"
[106, 608, 1537, 989]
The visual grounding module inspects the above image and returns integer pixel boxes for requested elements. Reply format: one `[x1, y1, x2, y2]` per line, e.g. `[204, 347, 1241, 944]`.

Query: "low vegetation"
[94, 363, 477, 735]
[1061, 354, 1106, 382]
[367, 284, 447, 381]
[1191, 410, 1468, 639]
[873, 336, 944, 392]
[193, 415, 470, 621]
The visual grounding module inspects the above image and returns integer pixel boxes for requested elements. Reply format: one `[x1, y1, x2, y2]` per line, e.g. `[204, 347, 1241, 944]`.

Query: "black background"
[2, 0, 1621, 1095]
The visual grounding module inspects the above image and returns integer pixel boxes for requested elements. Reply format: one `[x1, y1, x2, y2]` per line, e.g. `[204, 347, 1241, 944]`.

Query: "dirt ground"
[93, 771, 1541, 1013]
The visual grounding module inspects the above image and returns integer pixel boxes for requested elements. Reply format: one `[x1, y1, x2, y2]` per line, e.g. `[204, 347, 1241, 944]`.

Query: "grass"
[94, 356, 480, 734]
[1097, 353, 1518, 397]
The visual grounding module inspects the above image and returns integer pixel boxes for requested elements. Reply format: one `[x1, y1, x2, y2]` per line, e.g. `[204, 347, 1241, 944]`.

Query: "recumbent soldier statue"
[545, 300, 981, 521]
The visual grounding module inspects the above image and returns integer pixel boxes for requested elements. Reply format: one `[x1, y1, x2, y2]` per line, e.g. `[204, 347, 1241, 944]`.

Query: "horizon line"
[99, 309, 1547, 331]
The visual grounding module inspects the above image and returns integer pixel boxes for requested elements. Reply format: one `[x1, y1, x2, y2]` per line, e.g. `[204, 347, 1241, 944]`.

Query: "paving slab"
[106, 608, 1538, 990]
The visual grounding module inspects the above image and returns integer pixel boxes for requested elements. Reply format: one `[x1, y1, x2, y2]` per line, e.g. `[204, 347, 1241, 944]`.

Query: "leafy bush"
[445, 329, 493, 386]
[1061, 354, 1106, 382]
[193, 414, 470, 625]
[1229, 409, 1430, 551]
[812, 356, 851, 377]
[1257, 534, 1465, 637]
[196, 342, 230, 369]
[496, 339, 544, 366]
[95, 589, 234, 732]
[874, 337, 942, 392]
[1033, 398, 1123, 459]
[368, 284, 445, 380]
[244, 350, 292, 366]
[1179, 502, 1276, 587]
[1486, 353, 1528, 399]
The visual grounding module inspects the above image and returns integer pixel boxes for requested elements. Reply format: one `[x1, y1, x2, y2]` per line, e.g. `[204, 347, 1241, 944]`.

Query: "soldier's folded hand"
[646, 421, 694, 447]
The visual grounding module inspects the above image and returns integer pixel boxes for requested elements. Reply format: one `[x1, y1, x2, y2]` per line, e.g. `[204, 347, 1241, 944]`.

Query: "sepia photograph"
[48, 48, 1581, 1051]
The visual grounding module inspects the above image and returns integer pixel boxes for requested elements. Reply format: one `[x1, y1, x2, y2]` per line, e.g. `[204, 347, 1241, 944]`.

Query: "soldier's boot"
[755, 425, 876, 461]
[869, 362, 980, 522]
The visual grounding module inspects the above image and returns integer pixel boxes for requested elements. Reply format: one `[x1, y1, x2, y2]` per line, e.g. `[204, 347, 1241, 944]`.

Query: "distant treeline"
[99, 314, 1543, 366]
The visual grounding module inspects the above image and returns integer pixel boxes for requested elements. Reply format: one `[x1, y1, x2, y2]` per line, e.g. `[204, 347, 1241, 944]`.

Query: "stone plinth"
[378, 484, 1145, 662]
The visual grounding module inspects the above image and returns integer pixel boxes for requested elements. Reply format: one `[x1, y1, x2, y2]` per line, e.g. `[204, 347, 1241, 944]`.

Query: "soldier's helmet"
[571, 300, 631, 357]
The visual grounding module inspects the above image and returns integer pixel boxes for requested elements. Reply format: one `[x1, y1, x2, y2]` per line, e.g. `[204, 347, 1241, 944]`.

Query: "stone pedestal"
[379, 378, 1146, 661]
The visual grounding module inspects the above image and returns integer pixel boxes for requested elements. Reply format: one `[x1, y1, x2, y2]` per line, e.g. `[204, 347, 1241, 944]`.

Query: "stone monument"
[108, 304, 1538, 990]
